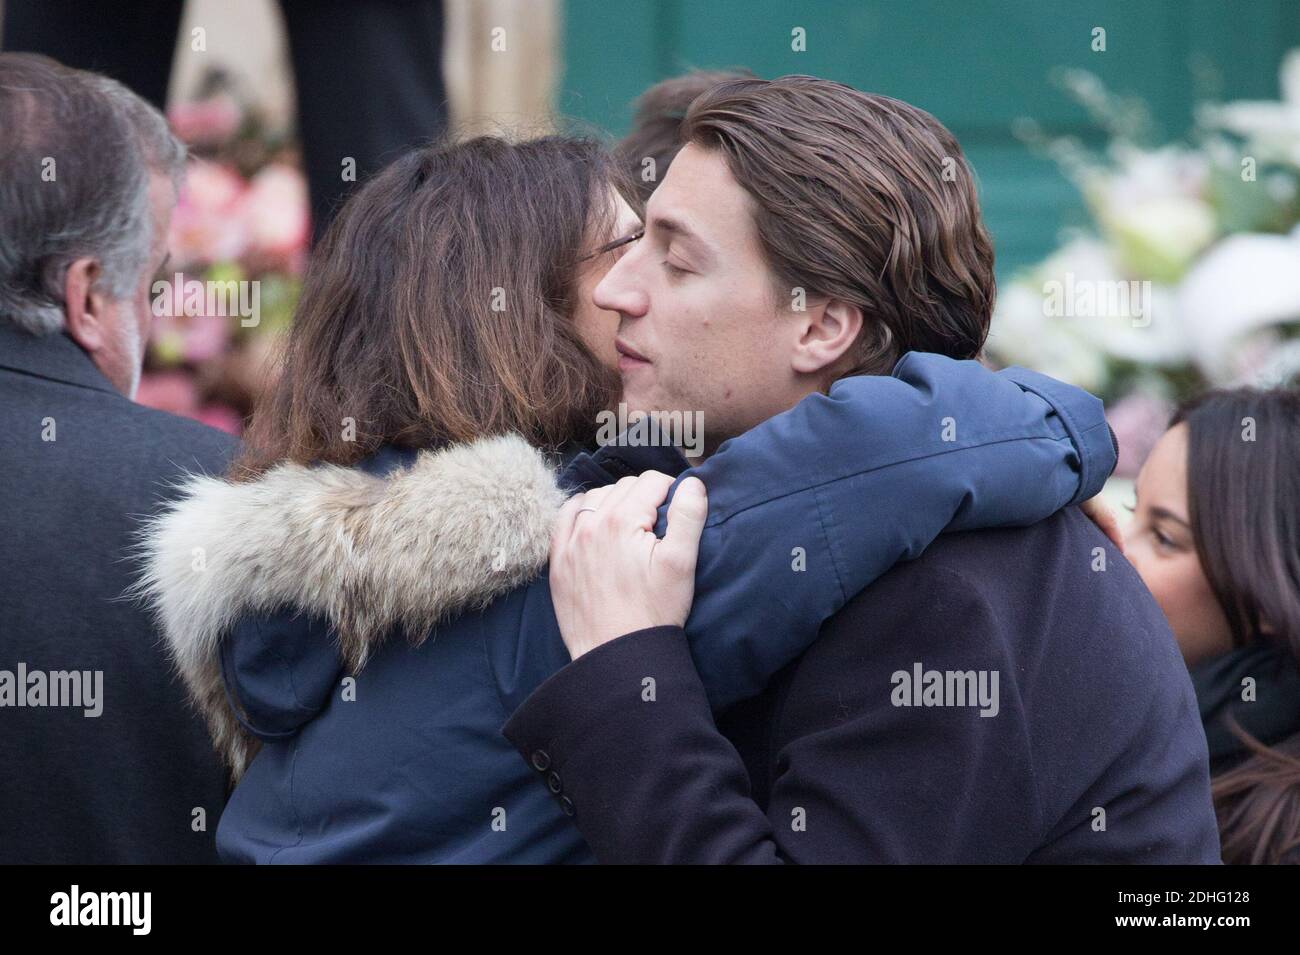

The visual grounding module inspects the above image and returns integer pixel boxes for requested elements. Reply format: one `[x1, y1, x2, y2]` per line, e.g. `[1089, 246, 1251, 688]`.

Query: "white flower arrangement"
[990, 51, 1300, 472]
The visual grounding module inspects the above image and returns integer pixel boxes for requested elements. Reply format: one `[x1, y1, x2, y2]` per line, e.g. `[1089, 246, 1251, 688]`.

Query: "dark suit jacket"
[0, 322, 237, 862]
[504, 509, 1223, 863]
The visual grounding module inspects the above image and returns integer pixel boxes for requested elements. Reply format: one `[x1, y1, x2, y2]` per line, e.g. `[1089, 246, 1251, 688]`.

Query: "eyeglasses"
[578, 229, 644, 264]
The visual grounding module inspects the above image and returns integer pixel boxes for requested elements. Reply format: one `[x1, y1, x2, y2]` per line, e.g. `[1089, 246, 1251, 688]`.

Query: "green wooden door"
[560, 0, 1300, 277]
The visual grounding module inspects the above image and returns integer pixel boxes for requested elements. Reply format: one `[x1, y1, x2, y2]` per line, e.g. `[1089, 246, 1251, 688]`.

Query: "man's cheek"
[132, 297, 155, 357]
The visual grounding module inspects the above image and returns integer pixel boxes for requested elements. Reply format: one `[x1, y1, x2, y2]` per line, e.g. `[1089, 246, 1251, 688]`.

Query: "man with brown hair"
[503, 75, 1221, 863]
[602, 75, 997, 455]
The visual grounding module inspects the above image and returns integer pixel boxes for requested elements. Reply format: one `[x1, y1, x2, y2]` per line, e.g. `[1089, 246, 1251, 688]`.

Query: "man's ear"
[62, 257, 111, 353]
[791, 297, 863, 375]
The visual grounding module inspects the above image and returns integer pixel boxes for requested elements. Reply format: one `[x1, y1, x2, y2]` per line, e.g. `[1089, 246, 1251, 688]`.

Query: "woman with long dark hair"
[138, 134, 1116, 862]
[1125, 386, 1300, 863]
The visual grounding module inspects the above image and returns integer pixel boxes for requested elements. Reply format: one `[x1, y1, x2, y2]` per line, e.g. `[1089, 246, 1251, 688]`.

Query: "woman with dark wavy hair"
[137, 133, 1115, 863]
[1126, 386, 1300, 863]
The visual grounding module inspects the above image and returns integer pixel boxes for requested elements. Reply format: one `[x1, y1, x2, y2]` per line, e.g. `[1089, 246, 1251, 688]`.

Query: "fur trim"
[134, 435, 564, 778]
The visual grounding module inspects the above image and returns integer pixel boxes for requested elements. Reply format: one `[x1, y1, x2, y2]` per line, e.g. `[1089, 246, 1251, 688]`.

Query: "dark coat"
[138, 353, 1116, 862]
[0, 322, 236, 863]
[502, 509, 1223, 863]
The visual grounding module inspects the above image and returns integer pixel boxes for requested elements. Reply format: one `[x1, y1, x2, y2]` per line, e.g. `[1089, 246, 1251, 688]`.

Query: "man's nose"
[593, 255, 649, 318]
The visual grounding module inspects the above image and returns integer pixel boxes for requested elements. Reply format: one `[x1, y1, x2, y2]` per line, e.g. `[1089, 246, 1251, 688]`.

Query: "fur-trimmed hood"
[134, 435, 565, 778]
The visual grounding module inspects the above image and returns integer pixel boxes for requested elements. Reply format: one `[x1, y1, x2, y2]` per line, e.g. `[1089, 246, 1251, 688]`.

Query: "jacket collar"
[560, 442, 690, 492]
[1191, 639, 1300, 773]
[135, 434, 569, 776]
[0, 321, 119, 395]
[135, 430, 690, 777]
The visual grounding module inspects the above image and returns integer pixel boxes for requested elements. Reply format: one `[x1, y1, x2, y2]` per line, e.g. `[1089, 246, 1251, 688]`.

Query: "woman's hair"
[233, 135, 625, 478]
[1170, 385, 1300, 863]
[1212, 729, 1300, 864]
[1171, 387, 1300, 657]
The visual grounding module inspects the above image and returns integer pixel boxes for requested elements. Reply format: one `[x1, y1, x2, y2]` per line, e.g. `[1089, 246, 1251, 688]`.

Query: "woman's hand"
[1081, 494, 1125, 554]
[548, 473, 708, 660]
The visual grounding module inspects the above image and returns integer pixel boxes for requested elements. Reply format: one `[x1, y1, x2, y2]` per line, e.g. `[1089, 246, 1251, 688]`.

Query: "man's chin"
[618, 402, 680, 423]
[615, 387, 651, 416]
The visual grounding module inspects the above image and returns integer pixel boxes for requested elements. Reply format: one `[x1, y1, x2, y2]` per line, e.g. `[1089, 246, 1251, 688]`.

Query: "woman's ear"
[791, 297, 864, 375]
[62, 257, 111, 353]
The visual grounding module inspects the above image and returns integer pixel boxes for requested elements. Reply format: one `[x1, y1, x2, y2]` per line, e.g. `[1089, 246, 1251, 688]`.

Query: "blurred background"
[2, 0, 1297, 483]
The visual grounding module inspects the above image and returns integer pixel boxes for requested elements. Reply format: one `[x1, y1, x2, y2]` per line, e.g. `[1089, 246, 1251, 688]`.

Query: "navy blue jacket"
[503, 511, 1223, 863]
[202, 355, 1115, 862]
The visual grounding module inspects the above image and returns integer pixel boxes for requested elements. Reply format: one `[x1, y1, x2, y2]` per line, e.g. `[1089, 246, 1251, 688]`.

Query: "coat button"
[531, 750, 551, 772]
[547, 770, 563, 794]
[559, 795, 576, 817]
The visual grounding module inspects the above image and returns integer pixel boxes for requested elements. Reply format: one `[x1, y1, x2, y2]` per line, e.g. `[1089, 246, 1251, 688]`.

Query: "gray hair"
[0, 53, 186, 335]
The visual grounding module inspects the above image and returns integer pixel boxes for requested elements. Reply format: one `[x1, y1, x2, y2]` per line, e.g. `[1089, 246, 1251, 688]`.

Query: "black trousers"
[2, 0, 449, 239]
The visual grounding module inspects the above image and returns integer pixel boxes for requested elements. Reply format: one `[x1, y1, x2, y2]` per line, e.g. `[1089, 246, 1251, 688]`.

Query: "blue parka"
[141, 354, 1115, 862]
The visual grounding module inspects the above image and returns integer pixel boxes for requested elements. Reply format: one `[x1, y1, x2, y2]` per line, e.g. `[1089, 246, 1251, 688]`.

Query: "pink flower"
[244, 164, 311, 268]
[169, 161, 250, 268]
[135, 371, 199, 416]
[195, 403, 244, 436]
[167, 94, 243, 146]
[1106, 390, 1175, 479]
[183, 313, 233, 363]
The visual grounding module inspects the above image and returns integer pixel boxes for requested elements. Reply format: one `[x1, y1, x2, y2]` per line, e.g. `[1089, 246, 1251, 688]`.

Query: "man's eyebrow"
[649, 214, 693, 239]
[649, 213, 714, 262]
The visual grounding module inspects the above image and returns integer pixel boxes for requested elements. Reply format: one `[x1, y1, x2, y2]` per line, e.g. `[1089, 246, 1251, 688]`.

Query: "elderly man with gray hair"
[0, 53, 235, 863]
